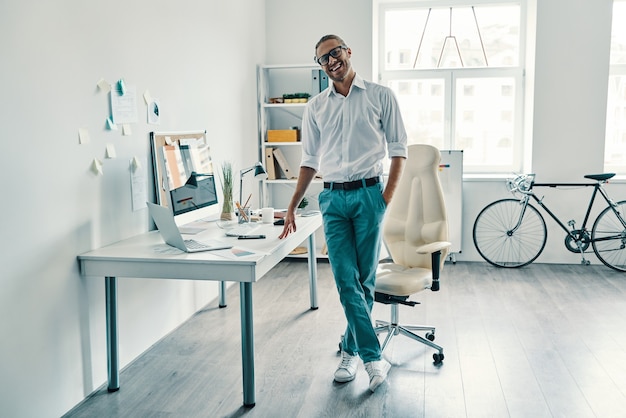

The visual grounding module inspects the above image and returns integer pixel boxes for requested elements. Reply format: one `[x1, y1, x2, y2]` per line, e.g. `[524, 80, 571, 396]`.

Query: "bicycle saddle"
[584, 173, 615, 181]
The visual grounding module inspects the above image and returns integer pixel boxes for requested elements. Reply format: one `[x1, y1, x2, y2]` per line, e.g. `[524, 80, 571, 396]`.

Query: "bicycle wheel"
[592, 200, 626, 272]
[473, 198, 547, 268]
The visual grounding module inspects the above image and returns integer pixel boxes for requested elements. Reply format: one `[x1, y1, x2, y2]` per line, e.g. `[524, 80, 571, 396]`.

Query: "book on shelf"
[264, 147, 277, 180]
[272, 148, 296, 179]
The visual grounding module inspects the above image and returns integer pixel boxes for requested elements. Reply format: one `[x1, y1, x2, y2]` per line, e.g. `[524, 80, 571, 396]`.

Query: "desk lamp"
[239, 162, 267, 206]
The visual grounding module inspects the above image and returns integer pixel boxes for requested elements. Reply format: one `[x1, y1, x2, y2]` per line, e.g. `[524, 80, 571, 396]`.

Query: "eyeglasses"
[314, 45, 347, 66]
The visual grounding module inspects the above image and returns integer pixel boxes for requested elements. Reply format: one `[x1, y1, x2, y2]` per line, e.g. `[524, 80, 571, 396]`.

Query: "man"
[279, 34, 407, 392]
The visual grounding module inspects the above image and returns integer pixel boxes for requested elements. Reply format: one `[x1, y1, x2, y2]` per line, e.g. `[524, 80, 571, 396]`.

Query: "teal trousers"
[318, 182, 387, 362]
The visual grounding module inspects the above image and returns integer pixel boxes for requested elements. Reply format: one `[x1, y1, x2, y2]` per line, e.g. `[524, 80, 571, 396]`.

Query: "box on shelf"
[267, 129, 300, 142]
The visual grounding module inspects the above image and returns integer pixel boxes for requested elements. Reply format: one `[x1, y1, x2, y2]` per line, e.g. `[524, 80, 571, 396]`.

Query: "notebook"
[147, 202, 233, 253]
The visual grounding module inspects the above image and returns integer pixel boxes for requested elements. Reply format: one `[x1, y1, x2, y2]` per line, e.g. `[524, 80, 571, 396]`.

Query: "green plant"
[219, 162, 234, 215]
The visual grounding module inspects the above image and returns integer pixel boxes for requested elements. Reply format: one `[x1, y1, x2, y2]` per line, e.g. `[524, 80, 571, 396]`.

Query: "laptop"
[147, 202, 233, 253]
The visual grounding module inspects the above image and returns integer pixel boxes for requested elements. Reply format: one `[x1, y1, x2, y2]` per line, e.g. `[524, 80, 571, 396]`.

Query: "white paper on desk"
[212, 246, 268, 260]
[153, 244, 183, 254]
[130, 157, 147, 211]
[178, 226, 205, 234]
[179, 220, 211, 234]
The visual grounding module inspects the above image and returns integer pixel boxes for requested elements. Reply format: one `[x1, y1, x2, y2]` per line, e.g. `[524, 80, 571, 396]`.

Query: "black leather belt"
[323, 177, 380, 190]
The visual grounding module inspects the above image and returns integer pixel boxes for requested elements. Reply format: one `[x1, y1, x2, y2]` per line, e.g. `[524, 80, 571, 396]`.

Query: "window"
[605, 0, 626, 174]
[377, 0, 526, 173]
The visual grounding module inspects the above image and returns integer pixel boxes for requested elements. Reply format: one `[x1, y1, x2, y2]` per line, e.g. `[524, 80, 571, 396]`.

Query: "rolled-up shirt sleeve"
[382, 89, 408, 159]
[387, 141, 407, 159]
[300, 105, 321, 172]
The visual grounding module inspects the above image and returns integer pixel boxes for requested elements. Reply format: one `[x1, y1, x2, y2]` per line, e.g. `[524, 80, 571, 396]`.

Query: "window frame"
[605, 0, 626, 174]
[376, 0, 528, 174]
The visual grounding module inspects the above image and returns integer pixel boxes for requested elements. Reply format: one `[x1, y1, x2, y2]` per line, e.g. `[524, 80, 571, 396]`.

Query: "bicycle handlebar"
[506, 173, 614, 197]
[507, 174, 535, 195]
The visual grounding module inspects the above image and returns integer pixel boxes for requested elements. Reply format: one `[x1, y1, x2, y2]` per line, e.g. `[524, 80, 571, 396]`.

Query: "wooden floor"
[64, 260, 626, 418]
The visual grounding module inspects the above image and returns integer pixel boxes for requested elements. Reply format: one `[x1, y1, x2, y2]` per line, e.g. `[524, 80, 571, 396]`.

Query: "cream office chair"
[374, 144, 451, 365]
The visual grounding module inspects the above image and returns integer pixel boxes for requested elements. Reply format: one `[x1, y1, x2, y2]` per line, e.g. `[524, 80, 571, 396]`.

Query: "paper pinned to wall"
[91, 158, 103, 175]
[97, 78, 110, 93]
[122, 124, 132, 136]
[131, 156, 142, 171]
[148, 100, 160, 125]
[111, 84, 138, 124]
[130, 157, 147, 211]
[105, 144, 116, 159]
[78, 128, 90, 144]
[143, 89, 152, 105]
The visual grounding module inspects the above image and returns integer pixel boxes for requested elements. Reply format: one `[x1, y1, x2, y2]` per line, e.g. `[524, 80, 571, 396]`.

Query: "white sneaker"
[334, 351, 358, 383]
[364, 359, 391, 392]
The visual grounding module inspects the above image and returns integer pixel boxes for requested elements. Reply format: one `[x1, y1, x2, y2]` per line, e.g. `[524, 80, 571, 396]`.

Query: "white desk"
[78, 214, 322, 408]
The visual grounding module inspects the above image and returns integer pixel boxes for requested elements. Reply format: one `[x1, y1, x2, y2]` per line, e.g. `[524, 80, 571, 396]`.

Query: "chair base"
[374, 304, 444, 365]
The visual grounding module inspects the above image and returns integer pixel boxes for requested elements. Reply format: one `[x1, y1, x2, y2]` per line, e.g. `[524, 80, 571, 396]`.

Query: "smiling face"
[316, 39, 353, 83]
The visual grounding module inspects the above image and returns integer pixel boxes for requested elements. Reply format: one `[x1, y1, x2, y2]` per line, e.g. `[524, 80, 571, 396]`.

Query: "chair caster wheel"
[426, 332, 435, 341]
[433, 353, 444, 365]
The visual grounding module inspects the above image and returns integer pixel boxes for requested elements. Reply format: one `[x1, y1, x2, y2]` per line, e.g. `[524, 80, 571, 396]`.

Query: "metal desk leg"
[240, 282, 255, 407]
[219, 281, 227, 308]
[105, 277, 119, 392]
[307, 233, 319, 310]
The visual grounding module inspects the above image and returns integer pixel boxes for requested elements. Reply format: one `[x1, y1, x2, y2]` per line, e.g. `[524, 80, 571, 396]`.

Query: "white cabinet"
[438, 150, 463, 260]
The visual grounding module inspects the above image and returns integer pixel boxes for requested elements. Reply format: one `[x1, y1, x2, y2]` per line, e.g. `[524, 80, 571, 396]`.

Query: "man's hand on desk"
[278, 209, 297, 239]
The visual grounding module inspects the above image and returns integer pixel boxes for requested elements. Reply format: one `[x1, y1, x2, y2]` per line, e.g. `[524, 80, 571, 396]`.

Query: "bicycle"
[472, 173, 626, 272]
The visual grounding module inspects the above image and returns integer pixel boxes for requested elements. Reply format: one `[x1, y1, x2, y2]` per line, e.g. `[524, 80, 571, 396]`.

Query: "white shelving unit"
[257, 64, 327, 257]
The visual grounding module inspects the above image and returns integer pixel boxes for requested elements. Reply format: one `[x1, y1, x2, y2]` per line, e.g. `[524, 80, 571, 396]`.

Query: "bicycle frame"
[513, 180, 626, 244]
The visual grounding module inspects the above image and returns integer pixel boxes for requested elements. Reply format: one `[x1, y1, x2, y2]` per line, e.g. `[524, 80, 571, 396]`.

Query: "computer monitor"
[150, 131, 221, 224]
[170, 173, 218, 216]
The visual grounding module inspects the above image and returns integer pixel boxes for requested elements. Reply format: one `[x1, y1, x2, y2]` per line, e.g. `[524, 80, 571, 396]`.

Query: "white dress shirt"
[300, 73, 407, 182]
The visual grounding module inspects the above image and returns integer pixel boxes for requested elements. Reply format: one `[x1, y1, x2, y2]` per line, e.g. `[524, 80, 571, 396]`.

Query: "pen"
[238, 234, 266, 239]
[243, 193, 252, 210]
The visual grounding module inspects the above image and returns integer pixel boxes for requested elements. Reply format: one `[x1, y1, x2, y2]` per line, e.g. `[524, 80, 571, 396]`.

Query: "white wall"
[265, 0, 373, 80]
[0, 1, 265, 417]
[266, 0, 626, 265]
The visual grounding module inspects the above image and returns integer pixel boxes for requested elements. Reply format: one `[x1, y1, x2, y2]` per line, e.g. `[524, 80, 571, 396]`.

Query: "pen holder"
[238, 206, 251, 224]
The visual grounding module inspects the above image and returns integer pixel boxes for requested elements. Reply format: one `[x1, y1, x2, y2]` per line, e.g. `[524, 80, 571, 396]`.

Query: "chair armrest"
[415, 241, 451, 292]
[416, 241, 451, 255]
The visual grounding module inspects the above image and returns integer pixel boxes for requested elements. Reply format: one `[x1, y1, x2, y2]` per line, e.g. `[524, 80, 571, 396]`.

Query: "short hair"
[315, 34, 347, 52]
